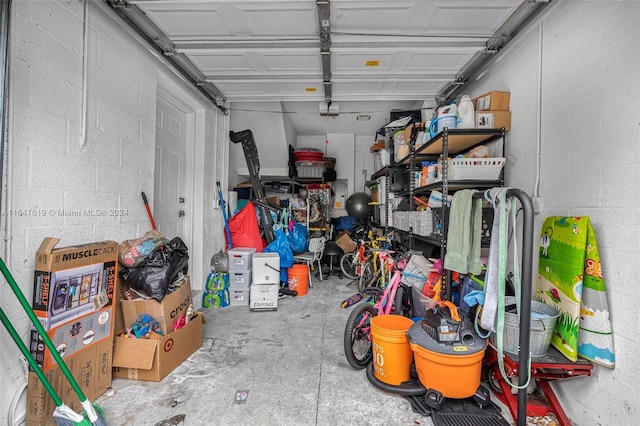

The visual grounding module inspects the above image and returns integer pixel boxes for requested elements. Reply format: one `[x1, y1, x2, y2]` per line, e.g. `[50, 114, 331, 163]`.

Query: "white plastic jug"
[457, 95, 475, 129]
[430, 102, 458, 136]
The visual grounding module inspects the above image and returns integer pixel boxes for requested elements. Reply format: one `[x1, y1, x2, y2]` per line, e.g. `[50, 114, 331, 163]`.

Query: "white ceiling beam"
[103, 0, 228, 113]
[316, 0, 331, 105]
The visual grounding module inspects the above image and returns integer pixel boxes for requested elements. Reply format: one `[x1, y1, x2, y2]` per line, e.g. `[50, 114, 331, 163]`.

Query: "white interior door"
[154, 93, 188, 241]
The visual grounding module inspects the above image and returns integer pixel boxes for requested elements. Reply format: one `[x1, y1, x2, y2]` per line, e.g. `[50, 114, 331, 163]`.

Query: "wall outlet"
[531, 197, 543, 214]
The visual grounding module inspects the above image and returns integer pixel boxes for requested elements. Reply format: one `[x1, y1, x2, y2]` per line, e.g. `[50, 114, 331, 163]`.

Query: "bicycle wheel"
[357, 260, 375, 292]
[393, 284, 412, 317]
[340, 252, 359, 280]
[343, 303, 377, 369]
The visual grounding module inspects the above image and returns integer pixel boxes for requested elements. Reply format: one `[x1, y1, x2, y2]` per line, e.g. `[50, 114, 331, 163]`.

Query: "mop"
[0, 257, 108, 425]
[0, 306, 89, 425]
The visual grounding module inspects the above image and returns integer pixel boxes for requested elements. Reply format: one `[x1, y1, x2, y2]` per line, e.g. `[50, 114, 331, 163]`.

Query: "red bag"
[226, 202, 264, 252]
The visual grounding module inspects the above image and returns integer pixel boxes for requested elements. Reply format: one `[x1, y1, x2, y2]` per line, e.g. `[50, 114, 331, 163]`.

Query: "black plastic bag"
[120, 237, 189, 302]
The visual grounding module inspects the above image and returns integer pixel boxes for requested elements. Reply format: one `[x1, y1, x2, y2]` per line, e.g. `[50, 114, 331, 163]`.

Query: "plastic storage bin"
[229, 289, 250, 306]
[229, 270, 252, 289]
[295, 161, 325, 178]
[228, 247, 256, 271]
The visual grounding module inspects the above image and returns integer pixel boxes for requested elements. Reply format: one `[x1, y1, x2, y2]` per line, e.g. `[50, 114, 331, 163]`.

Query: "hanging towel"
[443, 189, 483, 275]
[479, 187, 513, 332]
[536, 216, 615, 367]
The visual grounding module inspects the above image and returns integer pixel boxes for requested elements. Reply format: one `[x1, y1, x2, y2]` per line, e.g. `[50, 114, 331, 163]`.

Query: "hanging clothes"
[480, 187, 519, 333]
[443, 189, 484, 275]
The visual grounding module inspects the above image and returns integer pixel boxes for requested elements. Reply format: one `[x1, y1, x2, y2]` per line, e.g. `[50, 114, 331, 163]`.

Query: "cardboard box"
[30, 238, 119, 372]
[335, 231, 357, 254]
[249, 283, 279, 311]
[475, 111, 512, 131]
[472, 91, 510, 111]
[252, 253, 280, 284]
[266, 196, 282, 207]
[370, 185, 379, 203]
[26, 336, 113, 425]
[112, 312, 203, 382]
[120, 276, 193, 336]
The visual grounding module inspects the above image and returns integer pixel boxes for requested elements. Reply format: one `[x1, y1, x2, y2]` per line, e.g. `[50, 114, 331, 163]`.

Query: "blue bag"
[287, 223, 309, 253]
[335, 215, 358, 231]
[264, 229, 294, 283]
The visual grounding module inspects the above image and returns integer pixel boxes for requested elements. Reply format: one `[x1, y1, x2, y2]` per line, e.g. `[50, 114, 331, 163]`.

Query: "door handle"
[178, 210, 185, 217]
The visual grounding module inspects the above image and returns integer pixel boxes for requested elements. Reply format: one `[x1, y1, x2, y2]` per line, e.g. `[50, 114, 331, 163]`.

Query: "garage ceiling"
[106, 0, 551, 132]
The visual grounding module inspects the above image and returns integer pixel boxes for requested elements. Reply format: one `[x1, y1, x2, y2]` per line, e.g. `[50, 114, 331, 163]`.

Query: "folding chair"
[293, 236, 326, 287]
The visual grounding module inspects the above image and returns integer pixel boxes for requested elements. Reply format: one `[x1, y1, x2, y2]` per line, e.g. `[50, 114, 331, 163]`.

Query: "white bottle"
[457, 95, 475, 129]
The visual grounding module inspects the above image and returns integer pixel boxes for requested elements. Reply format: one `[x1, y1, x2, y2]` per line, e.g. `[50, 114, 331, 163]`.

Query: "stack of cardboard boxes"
[219, 247, 281, 311]
[472, 91, 511, 131]
[250, 253, 280, 311]
[25, 236, 205, 422]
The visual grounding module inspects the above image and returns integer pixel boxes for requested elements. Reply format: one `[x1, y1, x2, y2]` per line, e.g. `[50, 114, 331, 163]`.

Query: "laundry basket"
[447, 157, 505, 181]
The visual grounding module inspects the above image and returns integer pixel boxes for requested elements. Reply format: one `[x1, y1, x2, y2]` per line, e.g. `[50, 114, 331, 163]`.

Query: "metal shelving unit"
[374, 127, 506, 264]
[369, 127, 506, 259]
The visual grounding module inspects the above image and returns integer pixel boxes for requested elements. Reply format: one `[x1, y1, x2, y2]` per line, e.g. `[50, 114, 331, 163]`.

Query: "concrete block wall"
[202, 107, 229, 280]
[463, 1, 639, 424]
[0, 1, 226, 423]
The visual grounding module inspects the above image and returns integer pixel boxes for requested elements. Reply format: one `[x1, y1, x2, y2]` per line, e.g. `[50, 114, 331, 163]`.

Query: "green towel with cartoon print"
[536, 216, 614, 367]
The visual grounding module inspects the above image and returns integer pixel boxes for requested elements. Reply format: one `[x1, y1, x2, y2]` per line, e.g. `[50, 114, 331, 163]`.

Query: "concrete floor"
[97, 275, 516, 426]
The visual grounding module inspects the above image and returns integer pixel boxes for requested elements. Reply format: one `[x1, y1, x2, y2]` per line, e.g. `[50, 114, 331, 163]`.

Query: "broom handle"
[217, 182, 233, 249]
[141, 191, 157, 230]
[0, 257, 89, 403]
[0, 306, 64, 406]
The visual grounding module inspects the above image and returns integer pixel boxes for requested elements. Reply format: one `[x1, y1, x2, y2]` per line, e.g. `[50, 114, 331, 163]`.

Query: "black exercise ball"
[346, 192, 372, 222]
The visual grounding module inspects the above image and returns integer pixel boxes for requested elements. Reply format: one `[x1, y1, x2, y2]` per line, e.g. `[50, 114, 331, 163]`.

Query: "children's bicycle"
[339, 237, 369, 280]
[339, 233, 390, 285]
[343, 251, 416, 370]
[357, 247, 395, 292]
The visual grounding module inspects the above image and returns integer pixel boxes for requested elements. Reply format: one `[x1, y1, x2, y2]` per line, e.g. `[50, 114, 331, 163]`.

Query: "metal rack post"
[472, 188, 534, 426]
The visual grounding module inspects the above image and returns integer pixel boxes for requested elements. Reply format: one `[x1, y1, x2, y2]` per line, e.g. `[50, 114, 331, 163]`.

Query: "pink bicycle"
[343, 251, 415, 369]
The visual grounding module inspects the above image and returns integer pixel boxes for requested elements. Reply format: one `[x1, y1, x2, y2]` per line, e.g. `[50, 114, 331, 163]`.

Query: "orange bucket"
[370, 315, 414, 385]
[409, 342, 486, 399]
[287, 264, 309, 296]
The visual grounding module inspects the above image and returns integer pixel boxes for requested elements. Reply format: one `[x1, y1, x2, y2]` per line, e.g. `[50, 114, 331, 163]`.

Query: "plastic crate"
[295, 161, 325, 178]
[447, 157, 505, 181]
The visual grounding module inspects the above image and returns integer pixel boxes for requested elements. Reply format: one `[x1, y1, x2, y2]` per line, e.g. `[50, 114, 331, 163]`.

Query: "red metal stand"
[484, 344, 593, 426]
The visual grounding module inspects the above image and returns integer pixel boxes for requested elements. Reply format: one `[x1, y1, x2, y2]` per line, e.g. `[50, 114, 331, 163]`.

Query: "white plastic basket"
[447, 157, 505, 181]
